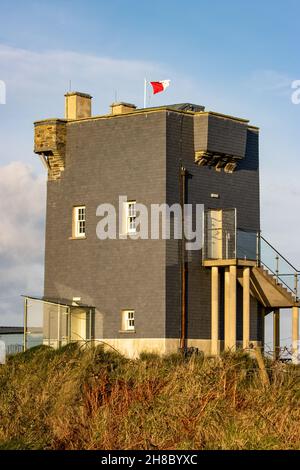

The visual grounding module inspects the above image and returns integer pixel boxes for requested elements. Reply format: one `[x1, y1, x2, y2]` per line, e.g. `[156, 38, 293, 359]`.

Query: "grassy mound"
[0, 345, 299, 450]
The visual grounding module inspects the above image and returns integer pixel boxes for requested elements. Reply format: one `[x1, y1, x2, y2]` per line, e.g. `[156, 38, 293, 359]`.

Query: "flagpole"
[144, 78, 147, 108]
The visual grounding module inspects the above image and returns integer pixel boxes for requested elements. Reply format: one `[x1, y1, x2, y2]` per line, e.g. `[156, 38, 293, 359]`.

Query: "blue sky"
[0, 0, 299, 349]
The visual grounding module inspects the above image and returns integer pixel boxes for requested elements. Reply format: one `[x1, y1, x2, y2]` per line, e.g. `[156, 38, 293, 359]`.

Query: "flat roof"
[22, 295, 94, 309]
[34, 103, 257, 128]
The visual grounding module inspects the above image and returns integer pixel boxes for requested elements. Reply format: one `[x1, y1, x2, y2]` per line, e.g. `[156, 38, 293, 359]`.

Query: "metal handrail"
[259, 234, 299, 300]
[260, 235, 300, 273]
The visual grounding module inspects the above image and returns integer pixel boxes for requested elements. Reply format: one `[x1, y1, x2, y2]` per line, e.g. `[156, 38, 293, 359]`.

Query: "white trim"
[121, 309, 135, 332]
[125, 201, 137, 234]
[73, 206, 86, 238]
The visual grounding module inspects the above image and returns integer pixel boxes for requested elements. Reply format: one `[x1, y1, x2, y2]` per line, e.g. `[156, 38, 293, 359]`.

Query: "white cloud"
[0, 161, 46, 261]
[0, 162, 46, 325]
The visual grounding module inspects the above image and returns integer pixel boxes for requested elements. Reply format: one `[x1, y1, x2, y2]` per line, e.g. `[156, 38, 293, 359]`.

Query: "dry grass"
[0, 344, 300, 450]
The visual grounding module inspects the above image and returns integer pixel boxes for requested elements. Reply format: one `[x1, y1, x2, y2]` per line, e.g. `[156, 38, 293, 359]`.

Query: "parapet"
[34, 119, 67, 180]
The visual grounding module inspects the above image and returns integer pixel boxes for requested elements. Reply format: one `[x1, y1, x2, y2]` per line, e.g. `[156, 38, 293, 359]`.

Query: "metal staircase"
[250, 265, 298, 308]
[256, 235, 299, 308]
[234, 235, 299, 309]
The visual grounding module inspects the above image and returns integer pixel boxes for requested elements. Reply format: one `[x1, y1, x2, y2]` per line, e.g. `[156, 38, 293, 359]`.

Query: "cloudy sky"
[0, 0, 299, 347]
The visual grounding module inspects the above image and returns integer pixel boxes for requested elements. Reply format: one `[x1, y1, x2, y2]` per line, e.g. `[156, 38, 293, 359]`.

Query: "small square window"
[73, 206, 86, 238]
[121, 310, 135, 332]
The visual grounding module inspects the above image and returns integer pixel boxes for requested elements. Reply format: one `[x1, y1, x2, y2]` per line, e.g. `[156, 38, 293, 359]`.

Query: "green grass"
[0, 345, 299, 450]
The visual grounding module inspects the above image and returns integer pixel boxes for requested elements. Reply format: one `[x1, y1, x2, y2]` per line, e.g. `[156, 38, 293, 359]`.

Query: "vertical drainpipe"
[180, 163, 187, 350]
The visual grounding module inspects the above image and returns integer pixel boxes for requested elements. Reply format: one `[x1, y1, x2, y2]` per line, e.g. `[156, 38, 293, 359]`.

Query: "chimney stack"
[65, 92, 92, 120]
[110, 102, 136, 116]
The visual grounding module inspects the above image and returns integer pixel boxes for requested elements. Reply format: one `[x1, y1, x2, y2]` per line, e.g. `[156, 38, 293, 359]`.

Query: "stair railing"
[258, 234, 300, 301]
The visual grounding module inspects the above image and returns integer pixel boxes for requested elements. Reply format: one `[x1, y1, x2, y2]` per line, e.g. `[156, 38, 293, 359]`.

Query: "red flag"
[150, 80, 171, 95]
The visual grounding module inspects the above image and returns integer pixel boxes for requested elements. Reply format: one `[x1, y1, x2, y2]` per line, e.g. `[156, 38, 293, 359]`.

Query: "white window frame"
[122, 310, 135, 332]
[125, 201, 137, 234]
[73, 206, 86, 238]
